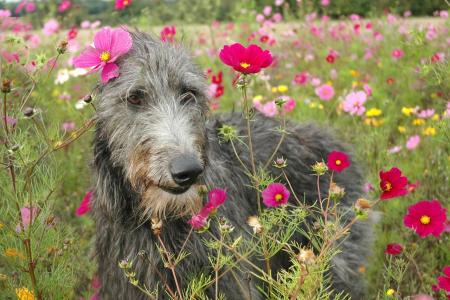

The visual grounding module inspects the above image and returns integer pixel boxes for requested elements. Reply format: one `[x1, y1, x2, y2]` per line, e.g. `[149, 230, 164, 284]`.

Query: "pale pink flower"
[311, 77, 321, 86]
[61, 121, 76, 132]
[363, 84, 372, 96]
[343, 91, 367, 116]
[261, 101, 278, 117]
[416, 109, 435, 119]
[0, 9, 11, 17]
[16, 206, 40, 232]
[440, 10, 448, 18]
[256, 14, 265, 23]
[320, 0, 330, 6]
[315, 84, 334, 101]
[73, 27, 132, 83]
[263, 6, 272, 16]
[272, 13, 283, 22]
[275, 0, 284, 6]
[43, 19, 60, 36]
[388, 146, 402, 154]
[406, 135, 420, 150]
[81, 20, 91, 29]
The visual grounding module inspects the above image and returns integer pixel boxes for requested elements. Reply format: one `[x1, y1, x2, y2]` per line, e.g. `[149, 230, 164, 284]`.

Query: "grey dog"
[92, 31, 373, 299]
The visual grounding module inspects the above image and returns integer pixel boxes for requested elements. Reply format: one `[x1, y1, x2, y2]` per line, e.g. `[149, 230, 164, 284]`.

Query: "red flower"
[327, 151, 350, 172]
[262, 183, 290, 207]
[326, 54, 335, 63]
[76, 190, 93, 216]
[67, 26, 77, 40]
[379, 167, 409, 200]
[403, 200, 447, 238]
[385, 243, 403, 255]
[437, 266, 450, 292]
[219, 43, 273, 74]
[212, 71, 223, 84]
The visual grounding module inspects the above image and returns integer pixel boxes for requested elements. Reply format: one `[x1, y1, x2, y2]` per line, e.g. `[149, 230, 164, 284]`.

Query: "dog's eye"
[127, 91, 144, 106]
[179, 91, 197, 106]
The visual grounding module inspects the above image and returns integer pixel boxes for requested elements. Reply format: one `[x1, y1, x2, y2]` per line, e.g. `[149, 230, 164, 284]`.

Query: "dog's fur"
[92, 31, 373, 299]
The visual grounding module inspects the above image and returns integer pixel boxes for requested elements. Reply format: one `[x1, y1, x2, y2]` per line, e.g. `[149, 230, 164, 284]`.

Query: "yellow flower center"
[240, 62, 251, 69]
[275, 193, 283, 202]
[420, 215, 430, 225]
[383, 181, 392, 192]
[335, 159, 341, 165]
[100, 51, 111, 62]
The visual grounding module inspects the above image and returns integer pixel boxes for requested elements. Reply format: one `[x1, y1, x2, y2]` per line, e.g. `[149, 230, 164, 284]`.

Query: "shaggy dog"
[92, 31, 373, 299]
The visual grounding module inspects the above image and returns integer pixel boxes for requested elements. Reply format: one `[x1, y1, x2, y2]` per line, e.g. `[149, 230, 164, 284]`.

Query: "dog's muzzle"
[166, 154, 203, 194]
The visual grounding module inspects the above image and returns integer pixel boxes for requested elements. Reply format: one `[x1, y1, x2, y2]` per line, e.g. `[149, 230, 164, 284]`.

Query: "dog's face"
[96, 32, 209, 218]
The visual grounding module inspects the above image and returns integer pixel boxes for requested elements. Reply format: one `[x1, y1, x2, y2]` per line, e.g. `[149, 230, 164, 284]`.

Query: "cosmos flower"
[115, 0, 132, 10]
[391, 48, 404, 59]
[262, 183, 290, 207]
[42, 19, 60, 36]
[76, 190, 93, 216]
[384, 243, 403, 255]
[406, 135, 420, 150]
[160, 25, 176, 43]
[327, 151, 350, 172]
[219, 43, 273, 74]
[73, 28, 132, 83]
[188, 188, 227, 230]
[437, 266, 450, 292]
[16, 206, 40, 233]
[379, 167, 409, 200]
[58, 0, 72, 13]
[343, 91, 367, 116]
[403, 199, 447, 238]
[315, 84, 335, 101]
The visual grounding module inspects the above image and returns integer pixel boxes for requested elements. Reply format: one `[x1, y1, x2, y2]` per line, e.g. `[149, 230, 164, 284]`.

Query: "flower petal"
[73, 46, 101, 68]
[94, 28, 113, 52]
[101, 63, 119, 83]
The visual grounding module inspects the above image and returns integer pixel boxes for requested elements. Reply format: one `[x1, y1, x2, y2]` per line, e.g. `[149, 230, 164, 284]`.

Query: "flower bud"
[23, 107, 35, 118]
[82, 94, 92, 103]
[273, 157, 287, 169]
[1, 79, 11, 93]
[57, 40, 68, 55]
[298, 248, 316, 265]
[312, 161, 328, 176]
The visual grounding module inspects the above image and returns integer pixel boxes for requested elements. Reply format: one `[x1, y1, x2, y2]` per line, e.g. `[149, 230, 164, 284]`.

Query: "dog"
[92, 31, 373, 299]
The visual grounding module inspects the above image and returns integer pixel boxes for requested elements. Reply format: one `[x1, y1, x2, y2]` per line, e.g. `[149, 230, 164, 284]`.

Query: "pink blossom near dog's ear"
[406, 135, 420, 150]
[262, 183, 290, 207]
[76, 191, 93, 216]
[343, 91, 367, 115]
[315, 84, 335, 101]
[73, 27, 132, 83]
[219, 43, 273, 74]
[384, 243, 403, 255]
[437, 266, 450, 292]
[327, 151, 350, 172]
[379, 167, 409, 200]
[403, 200, 447, 238]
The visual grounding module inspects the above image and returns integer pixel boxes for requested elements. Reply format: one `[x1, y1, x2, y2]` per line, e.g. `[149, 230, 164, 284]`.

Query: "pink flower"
[431, 52, 445, 63]
[411, 295, 433, 300]
[58, 0, 72, 13]
[262, 183, 290, 207]
[363, 84, 372, 96]
[293, 72, 309, 85]
[416, 109, 435, 119]
[282, 96, 296, 113]
[343, 91, 367, 116]
[437, 266, 450, 292]
[263, 6, 272, 16]
[43, 19, 60, 36]
[406, 135, 420, 150]
[160, 25, 176, 43]
[388, 146, 402, 154]
[115, 0, 132, 10]
[16, 206, 40, 232]
[219, 43, 273, 74]
[327, 151, 350, 172]
[321, 0, 330, 7]
[392, 48, 404, 59]
[203, 188, 227, 215]
[315, 84, 335, 101]
[61, 121, 76, 132]
[188, 214, 208, 230]
[439, 10, 449, 18]
[0, 9, 11, 17]
[379, 167, 409, 200]
[385, 243, 403, 255]
[76, 191, 93, 216]
[403, 199, 447, 238]
[73, 28, 132, 83]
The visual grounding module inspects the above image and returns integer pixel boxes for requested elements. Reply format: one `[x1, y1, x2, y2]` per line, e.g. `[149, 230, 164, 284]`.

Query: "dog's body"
[92, 31, 372, 299]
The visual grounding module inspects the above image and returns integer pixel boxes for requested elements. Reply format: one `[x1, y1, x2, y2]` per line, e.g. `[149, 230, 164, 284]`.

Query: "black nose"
[170, 155, 203, 187]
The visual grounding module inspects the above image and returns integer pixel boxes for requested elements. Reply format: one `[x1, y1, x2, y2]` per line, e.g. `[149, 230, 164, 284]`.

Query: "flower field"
[0, 1, 449, 299]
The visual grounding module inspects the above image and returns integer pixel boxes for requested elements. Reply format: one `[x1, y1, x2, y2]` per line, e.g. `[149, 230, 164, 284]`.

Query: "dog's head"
[95, 31, 209, 218]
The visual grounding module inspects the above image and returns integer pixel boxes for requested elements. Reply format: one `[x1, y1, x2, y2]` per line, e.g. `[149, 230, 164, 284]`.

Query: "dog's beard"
[140, 184, 203, 219]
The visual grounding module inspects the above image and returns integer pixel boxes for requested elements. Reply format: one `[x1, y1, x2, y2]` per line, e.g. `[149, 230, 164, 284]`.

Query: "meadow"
[0, 1, 449, 299]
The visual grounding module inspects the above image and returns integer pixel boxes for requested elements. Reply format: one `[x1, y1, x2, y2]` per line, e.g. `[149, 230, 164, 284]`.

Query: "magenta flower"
[262, 183, 290, 207]
[0, 9, 11, 17]
[73, 28, 132, 83]
[385, 243, 403, 255]
[76, 190, 93, 216]
[160, 25, 176, 43]
[58, 0, 72, 13]
[327, 151, 350, 172]
[115, 0, 132, 10]
[343, 91, 367, 116]
[437, 266, 450, 292]
[188, 188, 227, 230]
[16, 206, 40, 232]
[187, 214, 208, 230]
[403, 199, 447, 238]
[219, 43, 273, 74]
[315, 84, 335, 101]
